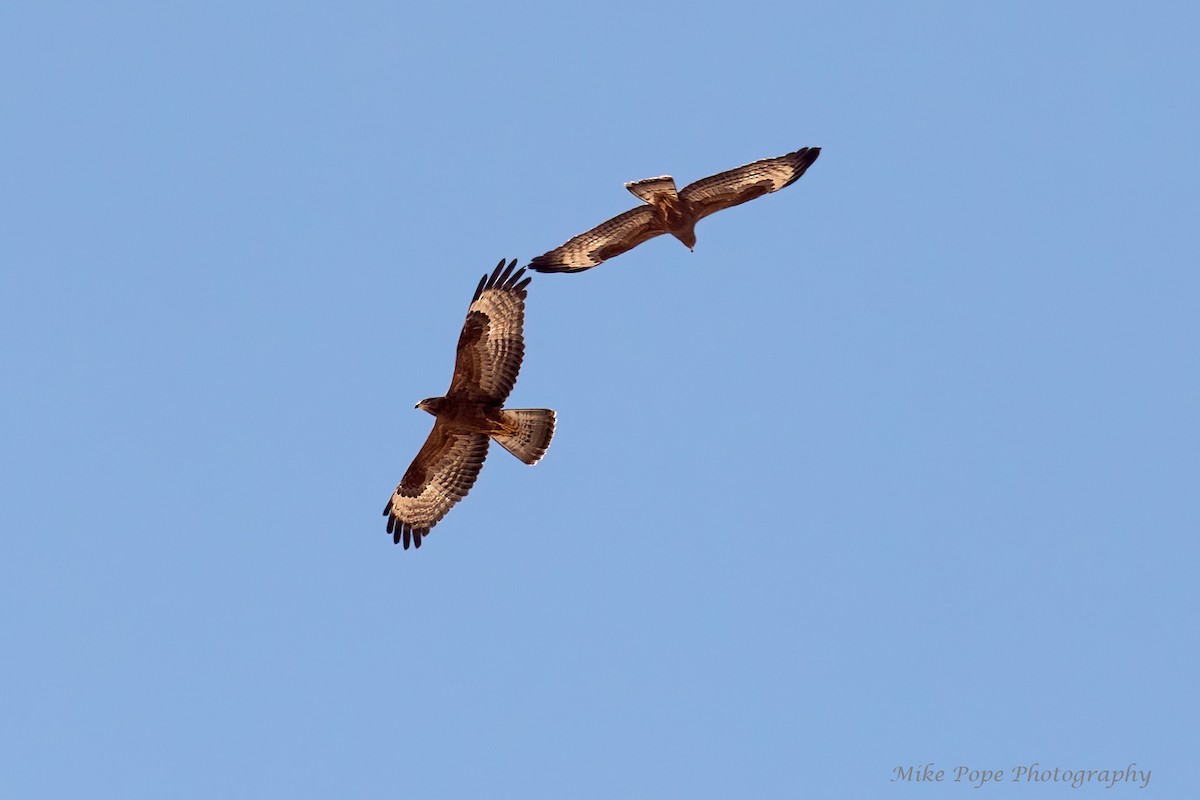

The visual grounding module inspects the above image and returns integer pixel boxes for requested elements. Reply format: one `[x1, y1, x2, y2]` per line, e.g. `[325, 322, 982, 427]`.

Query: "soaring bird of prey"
[528, 147, 820, 274]
[383, 259, 555, 549]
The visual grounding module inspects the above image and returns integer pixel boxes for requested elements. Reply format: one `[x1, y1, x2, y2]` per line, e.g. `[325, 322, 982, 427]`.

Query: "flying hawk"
[528, 147, 820, 273]
[383, 259, 555, 549]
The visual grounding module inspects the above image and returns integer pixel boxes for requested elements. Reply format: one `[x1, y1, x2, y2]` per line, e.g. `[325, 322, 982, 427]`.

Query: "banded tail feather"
[625, 175, 678, 205]
[493, 409, 556, 465]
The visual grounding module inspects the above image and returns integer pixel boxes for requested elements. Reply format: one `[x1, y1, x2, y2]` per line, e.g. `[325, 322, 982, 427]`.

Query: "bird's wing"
[383, 422, 490, 549]
[447, 259, 531, 403]
[679, 147, 820, 221]
[528, 205, 666, 273]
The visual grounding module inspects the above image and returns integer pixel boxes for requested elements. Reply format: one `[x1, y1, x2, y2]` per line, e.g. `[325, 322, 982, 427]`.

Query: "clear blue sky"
[3, 2, 1196, 797]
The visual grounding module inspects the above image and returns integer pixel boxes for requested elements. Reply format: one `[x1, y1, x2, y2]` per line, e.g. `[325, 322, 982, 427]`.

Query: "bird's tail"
[626, 175, 678, 204]
[493, 409, 556, 465]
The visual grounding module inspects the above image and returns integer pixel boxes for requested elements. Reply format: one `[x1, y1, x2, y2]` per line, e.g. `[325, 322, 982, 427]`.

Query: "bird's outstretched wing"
[447, 259, 531, 403]
[680, 147, 820, 222]
[383, 423, 490, 549]
[528, 205, 666, 273]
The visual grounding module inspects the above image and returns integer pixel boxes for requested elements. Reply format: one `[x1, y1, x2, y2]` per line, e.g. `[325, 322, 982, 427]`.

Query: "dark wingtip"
[779, 146, 821, 188]
[477, 259, 504, 294]
[478, 258, 528, 293]
[527, 256, 579, 274]
[387, 516, 431, 550]
[470, 272, 488, 303]
[496, 258, 517, 287]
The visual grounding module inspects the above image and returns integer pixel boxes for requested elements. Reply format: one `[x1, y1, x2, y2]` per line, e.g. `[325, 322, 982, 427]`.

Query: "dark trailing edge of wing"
[471, 258, 530, 303]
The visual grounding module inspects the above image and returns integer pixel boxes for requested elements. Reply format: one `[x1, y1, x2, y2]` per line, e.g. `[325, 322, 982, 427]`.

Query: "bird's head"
[415, 397, 445, 415]
[679, 227, 697, 251]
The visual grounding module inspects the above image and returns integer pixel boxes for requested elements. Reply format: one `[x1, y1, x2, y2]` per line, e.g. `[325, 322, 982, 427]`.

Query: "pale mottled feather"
[528, 205, 666, 273]
[384, 427, 490, 549]
[447, 259, 531, 402]
[680, 147, 820, 221]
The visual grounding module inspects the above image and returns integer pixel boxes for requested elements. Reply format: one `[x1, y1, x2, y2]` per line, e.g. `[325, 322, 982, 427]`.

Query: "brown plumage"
[383, 259, 555, 549]
[528, 147, 820, 273]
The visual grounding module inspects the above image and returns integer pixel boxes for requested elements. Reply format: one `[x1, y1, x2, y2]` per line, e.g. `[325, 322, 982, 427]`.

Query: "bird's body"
[528, 147, 820, 273]
[625, 176, 699, 250]
[416, 396, 506, 433]
[383, 260, 554, 550]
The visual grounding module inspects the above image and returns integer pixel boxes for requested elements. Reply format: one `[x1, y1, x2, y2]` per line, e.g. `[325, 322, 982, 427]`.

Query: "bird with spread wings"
[528, 147, 820, 274]
[383, 259, 555, 549]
